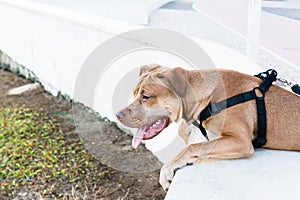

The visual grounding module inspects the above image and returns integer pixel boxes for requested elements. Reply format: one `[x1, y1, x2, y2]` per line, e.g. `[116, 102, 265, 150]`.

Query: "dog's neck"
[180, 69, 228, 124]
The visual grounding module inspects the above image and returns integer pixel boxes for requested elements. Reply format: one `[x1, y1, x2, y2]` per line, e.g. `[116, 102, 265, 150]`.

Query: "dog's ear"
[139, 64, 161, 76]
[162, 67, 188, 97]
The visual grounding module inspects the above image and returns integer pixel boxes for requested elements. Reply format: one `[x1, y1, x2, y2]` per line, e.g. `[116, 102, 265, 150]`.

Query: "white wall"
[0, 0, 139, 96]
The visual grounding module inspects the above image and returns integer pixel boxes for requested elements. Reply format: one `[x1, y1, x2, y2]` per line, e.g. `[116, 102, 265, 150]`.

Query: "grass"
[0, 106, 103, 197]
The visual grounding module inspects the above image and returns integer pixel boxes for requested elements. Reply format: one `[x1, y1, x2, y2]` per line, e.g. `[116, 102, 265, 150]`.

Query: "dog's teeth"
[156, 121, 160, 124]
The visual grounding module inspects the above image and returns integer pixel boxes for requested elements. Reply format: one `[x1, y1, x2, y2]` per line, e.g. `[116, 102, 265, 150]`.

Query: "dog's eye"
[141, 95, 151, 101]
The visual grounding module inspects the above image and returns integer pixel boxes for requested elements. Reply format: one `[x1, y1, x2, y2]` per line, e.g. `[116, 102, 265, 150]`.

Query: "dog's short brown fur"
[116, 64, 300, 191]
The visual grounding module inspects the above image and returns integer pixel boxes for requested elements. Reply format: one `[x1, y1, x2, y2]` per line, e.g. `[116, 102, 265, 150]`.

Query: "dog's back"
[264, 84, 300, 150]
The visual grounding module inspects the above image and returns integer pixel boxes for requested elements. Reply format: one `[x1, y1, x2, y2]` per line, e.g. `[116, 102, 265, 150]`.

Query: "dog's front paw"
[159, 163, 182, 191]
[159, 164, 173, 191]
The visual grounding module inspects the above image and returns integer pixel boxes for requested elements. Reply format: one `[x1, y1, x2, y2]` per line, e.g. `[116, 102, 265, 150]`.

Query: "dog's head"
[116, 64, 189, 149]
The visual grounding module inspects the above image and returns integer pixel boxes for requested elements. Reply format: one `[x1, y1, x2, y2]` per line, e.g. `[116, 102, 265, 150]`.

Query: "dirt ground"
[0, 68, 165, 199]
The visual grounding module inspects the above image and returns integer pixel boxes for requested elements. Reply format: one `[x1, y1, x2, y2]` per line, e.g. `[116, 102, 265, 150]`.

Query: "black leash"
[193, 69, 299, 148]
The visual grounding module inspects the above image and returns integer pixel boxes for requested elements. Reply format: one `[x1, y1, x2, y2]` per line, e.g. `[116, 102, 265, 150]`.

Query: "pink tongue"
[132, 127, 146, 149]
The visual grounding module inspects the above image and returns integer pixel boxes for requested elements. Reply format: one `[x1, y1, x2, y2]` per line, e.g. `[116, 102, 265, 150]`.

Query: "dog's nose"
[116, 110, 125, 120]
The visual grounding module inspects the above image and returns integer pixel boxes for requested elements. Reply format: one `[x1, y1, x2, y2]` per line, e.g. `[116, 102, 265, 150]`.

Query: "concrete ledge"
[31, 0, 173, 24]
[166, 149, 300, 200]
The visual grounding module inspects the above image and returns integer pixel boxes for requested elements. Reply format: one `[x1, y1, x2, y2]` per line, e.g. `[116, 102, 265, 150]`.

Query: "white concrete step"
[165, 149, 300, 200]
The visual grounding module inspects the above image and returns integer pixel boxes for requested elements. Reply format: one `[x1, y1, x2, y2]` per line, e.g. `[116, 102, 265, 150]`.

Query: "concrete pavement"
[166, 149, 300, 200]
[193, 0, 300, 68]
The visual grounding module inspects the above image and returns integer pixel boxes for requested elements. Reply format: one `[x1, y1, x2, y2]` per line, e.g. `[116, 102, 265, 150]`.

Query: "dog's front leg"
[178, 120, 191, 144]
[159, 135, 254, 191]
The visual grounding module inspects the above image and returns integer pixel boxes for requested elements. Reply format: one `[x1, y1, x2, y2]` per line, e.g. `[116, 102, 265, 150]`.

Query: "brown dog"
[116, 64, 300, 191]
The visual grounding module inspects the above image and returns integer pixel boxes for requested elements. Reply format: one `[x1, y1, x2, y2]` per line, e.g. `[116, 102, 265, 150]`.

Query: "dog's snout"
[116, 110, 125, 120]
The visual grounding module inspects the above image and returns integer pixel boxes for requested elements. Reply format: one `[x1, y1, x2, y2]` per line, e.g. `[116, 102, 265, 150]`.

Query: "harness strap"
[199, 90, 256, 121]
[253, 92, 267, 147]
[193, 69, 277, 148]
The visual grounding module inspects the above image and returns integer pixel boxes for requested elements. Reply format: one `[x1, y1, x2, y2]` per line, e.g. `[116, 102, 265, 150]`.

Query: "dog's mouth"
[132, 117, 169, 149]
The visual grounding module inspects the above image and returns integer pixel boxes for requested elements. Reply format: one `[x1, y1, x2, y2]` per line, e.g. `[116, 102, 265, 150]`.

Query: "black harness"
[192, 69, 278, 148]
